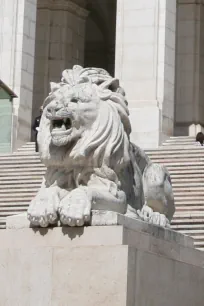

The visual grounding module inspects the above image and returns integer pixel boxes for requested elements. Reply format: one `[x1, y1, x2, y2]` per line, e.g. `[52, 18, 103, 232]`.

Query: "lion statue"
[27, 65, 175, 228]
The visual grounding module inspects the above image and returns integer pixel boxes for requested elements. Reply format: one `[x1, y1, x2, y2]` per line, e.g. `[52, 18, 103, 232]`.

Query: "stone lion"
[27, 65, 175, 228]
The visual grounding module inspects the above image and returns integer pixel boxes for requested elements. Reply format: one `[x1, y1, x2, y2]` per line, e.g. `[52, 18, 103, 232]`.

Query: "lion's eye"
[70, 98, 78, 103]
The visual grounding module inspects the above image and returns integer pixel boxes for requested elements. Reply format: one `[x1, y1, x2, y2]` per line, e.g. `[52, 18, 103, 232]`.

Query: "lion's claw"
[58, 188, 91, 227]
[27, 190, 59, 227]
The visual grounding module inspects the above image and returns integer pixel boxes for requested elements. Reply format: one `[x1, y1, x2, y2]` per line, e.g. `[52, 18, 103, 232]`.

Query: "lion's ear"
[50, 82, 60, 92]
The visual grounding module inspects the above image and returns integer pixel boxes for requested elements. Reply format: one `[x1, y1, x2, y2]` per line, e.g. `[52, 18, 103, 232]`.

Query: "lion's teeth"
[61, 124, 66, 131]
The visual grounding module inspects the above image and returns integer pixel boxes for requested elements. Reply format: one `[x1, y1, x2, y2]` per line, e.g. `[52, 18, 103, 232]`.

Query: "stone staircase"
[146, 136, 204, 251]
[0, 143, 45, 229]
[1, 137, 204, 250]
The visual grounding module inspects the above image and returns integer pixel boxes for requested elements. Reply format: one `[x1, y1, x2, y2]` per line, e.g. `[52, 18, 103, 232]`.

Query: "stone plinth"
[2, 213, 204, 305]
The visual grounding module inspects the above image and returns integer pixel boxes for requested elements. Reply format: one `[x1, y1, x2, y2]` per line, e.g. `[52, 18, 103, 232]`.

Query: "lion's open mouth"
[51, 118, 72, 135]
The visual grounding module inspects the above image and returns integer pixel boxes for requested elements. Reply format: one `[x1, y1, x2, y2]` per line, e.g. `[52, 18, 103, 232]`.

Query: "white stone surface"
[115, 0, 176, 147]
[1, 222, 204, 305]
[6, 211, 193, 248]
[0, 0, 37, 150]
[27, 66, 175, 228]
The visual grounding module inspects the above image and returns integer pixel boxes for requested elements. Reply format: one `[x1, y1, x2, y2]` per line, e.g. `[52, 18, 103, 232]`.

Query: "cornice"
[37, 0, 89, 18]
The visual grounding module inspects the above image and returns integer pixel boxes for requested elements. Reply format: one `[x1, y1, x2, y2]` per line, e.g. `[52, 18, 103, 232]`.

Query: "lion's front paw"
[149, 212, 170, 228]
[27, 190, 59, 227]
[137, 205, 170, 228]
[58, 188, 91, 227]
[137, 205, 153, 222]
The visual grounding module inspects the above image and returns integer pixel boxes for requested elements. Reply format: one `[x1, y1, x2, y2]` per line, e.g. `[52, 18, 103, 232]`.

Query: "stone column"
[115, 0, 177, 148]
[175, 0, 204, 136]
[0, 0, 37, 150]
[32, 0, 88, 127]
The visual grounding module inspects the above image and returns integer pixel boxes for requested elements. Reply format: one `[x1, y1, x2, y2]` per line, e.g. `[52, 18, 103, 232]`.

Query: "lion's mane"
[38, 66, 134, 187]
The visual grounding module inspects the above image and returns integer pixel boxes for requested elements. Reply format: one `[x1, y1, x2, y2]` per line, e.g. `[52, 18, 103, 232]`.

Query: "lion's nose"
[47, 102, 63, 115]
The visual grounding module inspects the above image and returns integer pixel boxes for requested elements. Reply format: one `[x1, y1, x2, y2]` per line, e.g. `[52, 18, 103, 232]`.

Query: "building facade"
[0, 0, 203, 150]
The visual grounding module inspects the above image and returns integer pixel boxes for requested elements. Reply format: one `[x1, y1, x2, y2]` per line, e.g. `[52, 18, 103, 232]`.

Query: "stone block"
[6, 211, 193, 248]
[2, 213, 204, 305]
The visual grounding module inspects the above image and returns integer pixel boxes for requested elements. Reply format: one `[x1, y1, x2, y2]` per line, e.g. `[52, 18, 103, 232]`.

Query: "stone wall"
[0, 0, 37, 150]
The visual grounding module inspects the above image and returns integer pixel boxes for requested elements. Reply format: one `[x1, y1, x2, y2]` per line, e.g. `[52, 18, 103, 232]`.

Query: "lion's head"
[38, 66, 132, 175]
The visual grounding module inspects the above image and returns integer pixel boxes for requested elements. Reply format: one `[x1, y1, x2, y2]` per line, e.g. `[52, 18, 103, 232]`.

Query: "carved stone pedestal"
[2, 213, 204, 305]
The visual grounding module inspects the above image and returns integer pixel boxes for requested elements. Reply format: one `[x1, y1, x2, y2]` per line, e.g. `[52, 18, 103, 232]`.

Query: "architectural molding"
[37, 0, 89, 18]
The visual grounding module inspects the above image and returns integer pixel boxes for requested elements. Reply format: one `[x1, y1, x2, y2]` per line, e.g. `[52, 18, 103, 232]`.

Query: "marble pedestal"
[2, 212, 204, 306]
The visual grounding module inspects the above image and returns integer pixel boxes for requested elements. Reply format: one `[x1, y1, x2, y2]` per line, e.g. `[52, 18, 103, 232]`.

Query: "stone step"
[0, 206, 28, 212]
[148, 154, 204, 160]
[171, 177, 204, 182]
[175, 201, 204, 206]
[174, 195, 204, 204]
[0, 160, 42, 166]
[0, 169, 45, 174]
[166, 169, 204, 174]
[193, 241, 204, 247]
[172, 223, 204, 230]
[0, 189, 38, 194]
[0, 211, 27, 217]
[174, 212, 204, 218]
[0, 164, 46, 169]
[17, 147, 35, 150]
[179, 229, 204, 235]
[172, 183, 204, 187]
[176, 206, 204, 211]
[163, 142, 196, 146]
[172, 218, 204, 224]
[165, 139, 195, 143]
[0, 196, 35, 202]
[0, 202, 29, 207]
[167, 167, 204, 172]
[150, 161, 204, 166]
[0, 155, 40, 160]
[190, 235, 204, 241]
[169, 136, 194, 139]
[0, 178, 43, 183]
[146, 146, 204, 152]
[173, 190, 204, 194]
[0, 184, 41, 189]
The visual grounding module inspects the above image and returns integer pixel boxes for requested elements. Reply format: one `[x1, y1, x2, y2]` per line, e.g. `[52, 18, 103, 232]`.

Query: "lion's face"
[45, 83, 99, 147]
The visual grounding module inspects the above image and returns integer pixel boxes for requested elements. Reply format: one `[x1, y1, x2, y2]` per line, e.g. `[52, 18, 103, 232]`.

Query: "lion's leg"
[58, 187, 91, 226]
[27, 168, 70, 227]
[137, 163, 175, 227]
[90, 188, 127, 213]
[27, 180, 60, 227]
[58, 183, 127, 226]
